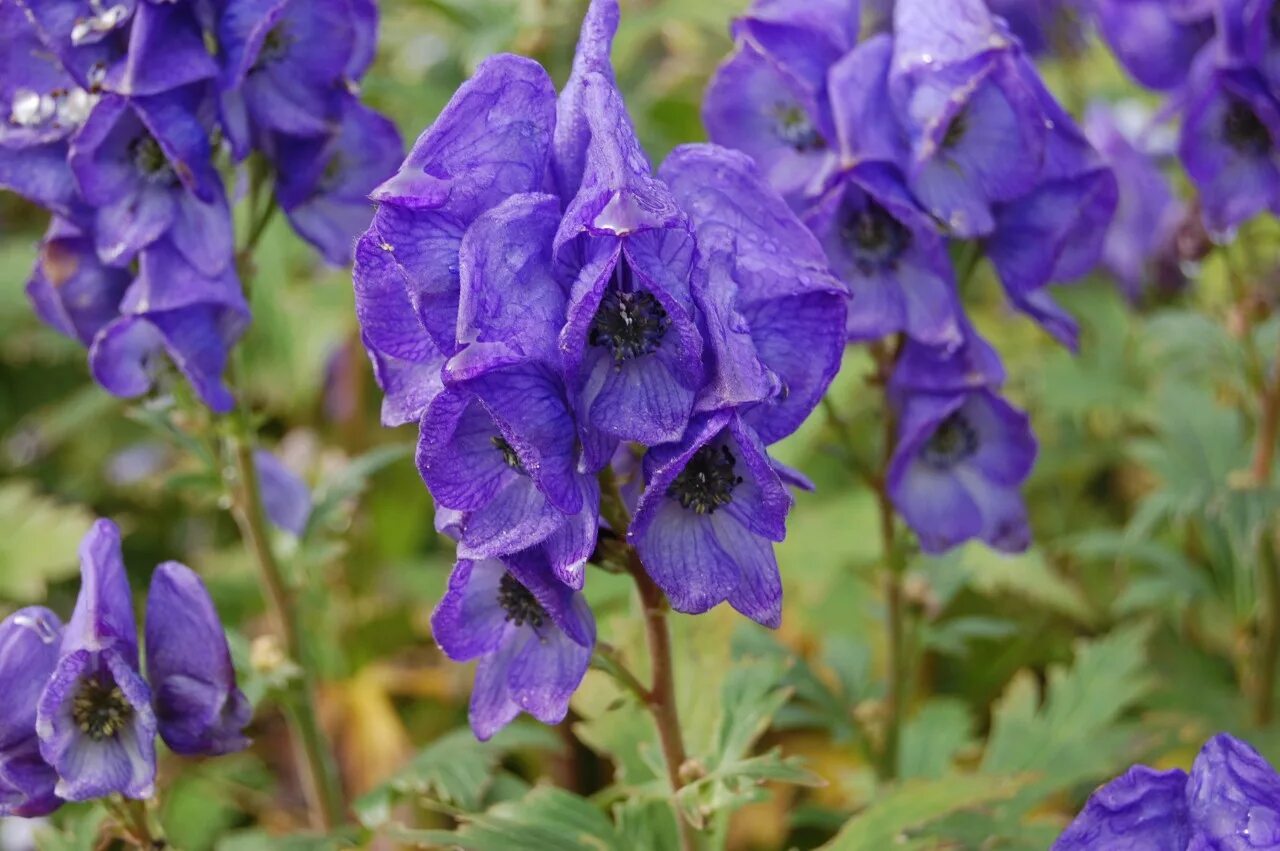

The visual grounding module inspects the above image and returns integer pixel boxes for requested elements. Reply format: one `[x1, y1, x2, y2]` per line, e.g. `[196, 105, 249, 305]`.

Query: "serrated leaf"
[0, 481, 95, 601]
[920, 544, 1095, 625]
[981, 623, 1153, 789]
[353, 722, 560, 827]
[400, 786, 622, 851]
[899, 699, 974, 780]
[817, 774, 1030, 850]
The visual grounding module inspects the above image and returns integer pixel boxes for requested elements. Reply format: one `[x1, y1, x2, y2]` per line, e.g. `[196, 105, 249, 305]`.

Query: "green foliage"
[0, 481, 95, 601]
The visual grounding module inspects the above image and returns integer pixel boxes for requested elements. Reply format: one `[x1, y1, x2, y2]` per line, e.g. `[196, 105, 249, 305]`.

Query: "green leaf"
[353, 721, 560, 827]
[0, 481, 95, 601]
[920, 544, 1096, 625]
[398, 786, 624, 851]
[981, 623, 1153, 789]
[215, 832, 353, 851]
[899, 699, 974, 780]
[817, 774, 1031, 850]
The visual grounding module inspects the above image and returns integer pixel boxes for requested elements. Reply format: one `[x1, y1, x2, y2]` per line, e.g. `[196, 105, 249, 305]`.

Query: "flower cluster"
[1, 0, 402, 413]
[704, 0, 1117, 553]
[1095, 0, 1280, 233]
[0, 520, 249, 816]
[1053, 732, 1280, 850]
[353, 0, 847, 738]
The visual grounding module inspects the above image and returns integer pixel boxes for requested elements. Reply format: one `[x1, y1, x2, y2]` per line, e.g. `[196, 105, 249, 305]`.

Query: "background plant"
[0, 0, 1278, 850]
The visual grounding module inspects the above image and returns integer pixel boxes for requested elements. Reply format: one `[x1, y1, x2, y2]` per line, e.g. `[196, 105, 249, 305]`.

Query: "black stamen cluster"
[922, 413, 980, 469]
[497, 573, 547, 629]
[72, 677, 133, 742]
[589, 288, 670, 364]
[668, 445, 742, 514]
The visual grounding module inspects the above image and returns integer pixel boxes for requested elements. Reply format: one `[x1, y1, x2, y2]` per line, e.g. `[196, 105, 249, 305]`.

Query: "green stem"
[109, 797, 168, 849]
[226, 385, 345, 830]
[598, 467, 697, 851]
[870, 340, 907, 780]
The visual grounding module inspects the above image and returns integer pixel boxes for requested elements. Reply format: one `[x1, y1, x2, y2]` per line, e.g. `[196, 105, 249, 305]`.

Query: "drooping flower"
[360, 53, 558, 354]
[217, 0, 377, 157]
[36, 519, 157, 802]
[272, 95, 403, 265]
[985, 61, 1119, 349]
[1084, 102, 1187, 300]
[144, 562, 252, 756]
[1093, 0, 1215, 91]
[0, 608, 64, 818]
[888, 330, 1035, 554]
[419, 193, 599, 586]
[430, 553, 595, 741]
[889, 0, 1047, 237]
[701, 0, 857, 209]
[25, 218, 130, 347]
[89, 238, 249, 414]
[1052, 733, 1280, 850]
[659, 143, 848, 442]
[803, 32, 962, 346]
[629, 411, 793, 627]
[555, 12, 704, 450]
[67, 88, 233, 275]
[1179, 52, 1280, 233]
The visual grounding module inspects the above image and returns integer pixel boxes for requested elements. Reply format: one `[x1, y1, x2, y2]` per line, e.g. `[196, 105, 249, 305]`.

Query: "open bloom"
[1093, 0, 1215, 91]
[1053, 733, 1280, 850]
[0, 608, 63, 817]
[430, 554, 595, 741]
[36, 520, 157, 802]
[630, 412, 793, 627]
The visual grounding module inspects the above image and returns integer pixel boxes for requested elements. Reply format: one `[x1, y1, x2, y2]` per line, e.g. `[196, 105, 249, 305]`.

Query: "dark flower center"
[131, 134, 177, 186]
[72, 677, 133, 741]
[491, 435, 526, 474]
[668, 445, 743, 514]
[1224, 99, 1272, 155]
[842, 201, 912, 274]
[772, 104, 825, 152]
[497, 573, 547, 629]
[922, 413, 979, 469]
[942, 109, 968, 150]
[589, 263, 670, 364]
[255, 25, 293, 68]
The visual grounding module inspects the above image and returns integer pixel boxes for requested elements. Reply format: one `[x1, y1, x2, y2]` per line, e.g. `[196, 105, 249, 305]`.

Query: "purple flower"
[815, 33, 962, 346]
[701, 0, 856, 209]
[889, 0, 1047, 237]
[430, 553, 595, 741]
[0, 608, 63, 818]
[106, 0, 218, 98]
[255, 450, 311, 537]
[888, 341, 1036, 554]
[35, 520, 157, 802]
[273, 95, 403, 265]
[629, 412, 792, 627]
[1179, 53, 1280, 233]
[1052, 765, 1192, 850]
[986, 62, 1119, 349]
[89, 238, 249, 414]
[659, 143, 849, 443]
[1053, 733, 1280, 850]
[1218, 0, 1280, 86]
[555, 69, 704, 449]
[1094, 0, 1215, 91]
[145, 562, 252, 756]
[217, 0, 376, 156]
[360, 53, 557, 354]
[14, 0, 132, 87]
[68, 88, 232, 275]
[1084, 103, 1186, 300]
[25, 218, 130, 347]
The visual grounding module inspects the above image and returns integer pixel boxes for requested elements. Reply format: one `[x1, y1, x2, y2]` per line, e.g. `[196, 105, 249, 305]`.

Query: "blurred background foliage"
[3, 0, 1280, 849]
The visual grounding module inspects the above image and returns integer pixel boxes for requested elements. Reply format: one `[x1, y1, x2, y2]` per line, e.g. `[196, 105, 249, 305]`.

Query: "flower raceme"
[0, 520, 249, 815]
[0, 0, 402, 413]
[353, 0, 848, 738]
